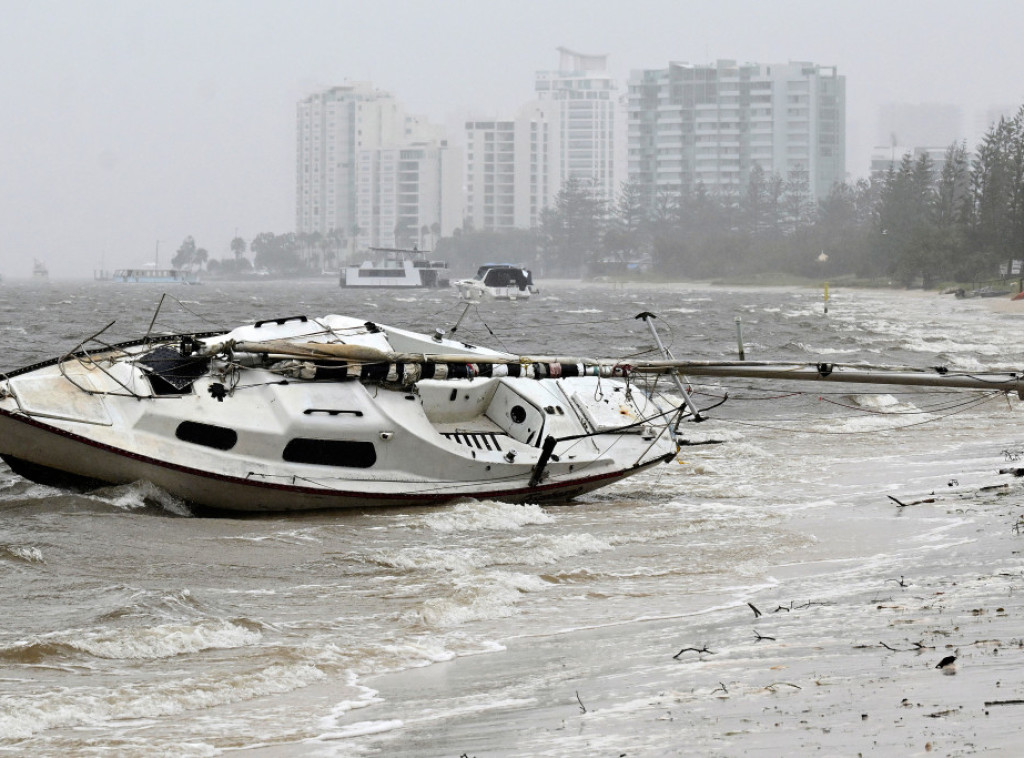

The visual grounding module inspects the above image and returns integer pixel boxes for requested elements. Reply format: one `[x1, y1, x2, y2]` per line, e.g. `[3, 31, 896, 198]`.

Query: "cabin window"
[175, 421, 238, 450]
[282, 438, 377, 468]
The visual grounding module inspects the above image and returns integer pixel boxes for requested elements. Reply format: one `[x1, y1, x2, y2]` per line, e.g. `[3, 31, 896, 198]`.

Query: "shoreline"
[300, 483, 1024, 757]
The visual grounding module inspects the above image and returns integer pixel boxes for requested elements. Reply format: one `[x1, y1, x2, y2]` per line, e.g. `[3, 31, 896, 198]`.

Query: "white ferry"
[340, 247, 450, 289]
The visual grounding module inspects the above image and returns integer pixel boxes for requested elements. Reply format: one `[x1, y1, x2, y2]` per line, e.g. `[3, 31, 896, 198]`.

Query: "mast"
[225, 341, 1024, 395]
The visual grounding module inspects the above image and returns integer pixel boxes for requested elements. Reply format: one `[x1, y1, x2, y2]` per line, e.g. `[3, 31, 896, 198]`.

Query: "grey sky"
[2, 0, 1022, 277]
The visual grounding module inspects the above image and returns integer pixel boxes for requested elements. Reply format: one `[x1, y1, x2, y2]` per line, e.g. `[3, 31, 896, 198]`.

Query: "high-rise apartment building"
[627, 60, 845, 206]
[464, 102, 554, 232]
[296, 83, 400, 237]
[464, 120, 516, 231]
[464, 48, 617, 233]
[296, 83, 459, 250]
[356, 141, 462, 249]
[535, 47, 619, 205]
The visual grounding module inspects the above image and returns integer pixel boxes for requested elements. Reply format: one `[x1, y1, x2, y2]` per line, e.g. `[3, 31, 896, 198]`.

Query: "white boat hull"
[0, 314, 677, 513]
[0, 410, 670, 512]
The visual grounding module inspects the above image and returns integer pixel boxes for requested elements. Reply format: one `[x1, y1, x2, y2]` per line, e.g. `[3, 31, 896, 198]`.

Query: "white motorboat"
[454, 263, 538, 301]
[340, 246, 450, 289]
[0, 312, 680, 512]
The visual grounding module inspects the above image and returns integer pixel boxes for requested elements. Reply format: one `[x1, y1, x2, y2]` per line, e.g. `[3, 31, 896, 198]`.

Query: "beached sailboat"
[0, 310, 681, 512]
[2, 305, 1023, 514]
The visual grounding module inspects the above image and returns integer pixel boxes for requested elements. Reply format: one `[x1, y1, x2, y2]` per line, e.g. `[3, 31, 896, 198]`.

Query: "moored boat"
[454, 263, 538, 301]
[340, 247, 450, 289]
[110, 268, 199, 284]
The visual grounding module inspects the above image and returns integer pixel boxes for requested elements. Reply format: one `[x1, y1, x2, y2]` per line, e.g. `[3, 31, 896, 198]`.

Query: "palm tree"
[230, 236, 247, 262]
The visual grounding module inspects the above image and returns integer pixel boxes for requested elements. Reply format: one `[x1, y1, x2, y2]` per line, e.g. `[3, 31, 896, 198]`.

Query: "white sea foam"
[416, 570, 549, 627]
[413, 501, 555, 533]
[10, 619, 261, 661]
[89, 480, 191, 516]
[807, 413, 926, 434]
[309, 718, 404, 741]
[793, 342, 861, 355]
[375, 532, 613, 573]
[844, 393, 902, 410]
[0, 660, 326, 740]
[222, 528, 323, 545]
[0, 544, 44, 563]
[318, 675, 383, 728]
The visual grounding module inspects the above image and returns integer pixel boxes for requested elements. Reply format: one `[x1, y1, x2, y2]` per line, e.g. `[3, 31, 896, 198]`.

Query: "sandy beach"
[341, 480, 1024, 757]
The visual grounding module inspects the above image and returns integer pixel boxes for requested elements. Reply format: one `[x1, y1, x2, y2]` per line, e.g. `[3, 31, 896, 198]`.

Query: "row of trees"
[172, 231, 348, 276]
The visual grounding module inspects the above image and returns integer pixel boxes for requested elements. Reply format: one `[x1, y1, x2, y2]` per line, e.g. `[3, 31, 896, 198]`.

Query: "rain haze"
[2, 0, 1023, 279]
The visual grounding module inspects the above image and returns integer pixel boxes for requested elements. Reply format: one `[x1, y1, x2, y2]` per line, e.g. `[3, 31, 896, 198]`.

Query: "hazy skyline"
[2, 0, 1023, 278]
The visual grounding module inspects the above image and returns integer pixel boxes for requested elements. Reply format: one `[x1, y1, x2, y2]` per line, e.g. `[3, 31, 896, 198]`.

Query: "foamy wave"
[70, 619, 262, 659]
[507, 533, 614, 565]
[415, 501, 554, 533]
[793, 342, 861, 355]
[838, 394, 925, 415]
[316, 673, 383, 730]
[416, 570, 548, 627]
[309, 719, 404, 741]
[374, 545, 488, 571]
[943, 355, 983, 371]
[375, 532, 612, 572]
[900, 336, 1002, 356]
[0, 544, 44, 563]
[0, 660, 325, 740]
[88, 480, 191, 516]
[223, 528, 323, 545]
[564, 308, 603, 314]
[1, 619, 261, 663]
[807, 414, 919, 434]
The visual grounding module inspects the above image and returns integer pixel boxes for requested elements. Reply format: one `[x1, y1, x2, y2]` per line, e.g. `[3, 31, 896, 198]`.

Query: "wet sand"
[333, 487, 1024, 757]
[981, 295, 1024, 315]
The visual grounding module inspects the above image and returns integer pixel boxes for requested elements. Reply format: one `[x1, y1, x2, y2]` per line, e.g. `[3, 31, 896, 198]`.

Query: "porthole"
[175, 421, 238, 450]
[282, 438, 376, 468]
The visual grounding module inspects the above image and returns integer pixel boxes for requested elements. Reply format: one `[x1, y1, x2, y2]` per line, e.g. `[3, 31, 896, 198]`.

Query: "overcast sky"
[2, 0, 1023, 278]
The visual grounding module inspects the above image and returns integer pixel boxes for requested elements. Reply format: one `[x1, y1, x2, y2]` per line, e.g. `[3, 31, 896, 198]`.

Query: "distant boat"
[454, 263, 538, 301]
[955, 286, 1013, 299]
[339, 246, 450, 289]
[32, 260, 48, 279]
[111, 268, 199, 284]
